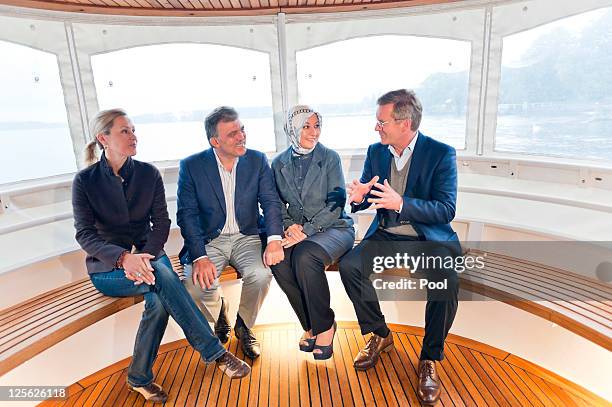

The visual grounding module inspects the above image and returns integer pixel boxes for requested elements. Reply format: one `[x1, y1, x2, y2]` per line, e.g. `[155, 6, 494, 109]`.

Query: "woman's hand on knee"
[282, 225, 307, 248]
[123, 253, 156, 285]
[281, 234, 305, 248]
[285, 224, 304, 237]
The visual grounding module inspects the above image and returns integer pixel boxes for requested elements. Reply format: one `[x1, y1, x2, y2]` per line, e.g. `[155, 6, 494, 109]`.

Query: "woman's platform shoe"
[299, 332, 316, 352]
[313, 322, 337, 361]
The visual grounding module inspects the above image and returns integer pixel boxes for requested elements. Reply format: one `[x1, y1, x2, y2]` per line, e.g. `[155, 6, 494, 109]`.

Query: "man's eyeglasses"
[375, 118, 408, 128]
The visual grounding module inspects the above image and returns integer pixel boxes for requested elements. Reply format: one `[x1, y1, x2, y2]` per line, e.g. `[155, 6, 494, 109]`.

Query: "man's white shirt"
[193, 150, 281, 264]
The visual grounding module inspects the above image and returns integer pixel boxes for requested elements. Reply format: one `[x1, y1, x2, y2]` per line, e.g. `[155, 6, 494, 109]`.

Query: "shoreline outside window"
[91, 43, 275, 162]
[296, 35, 471, 151]
[0, 40, 75, 185]
[496, 7, 612, 163]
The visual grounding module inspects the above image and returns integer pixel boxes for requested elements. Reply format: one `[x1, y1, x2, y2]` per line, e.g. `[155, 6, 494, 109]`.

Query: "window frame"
[484, 0, 612, 165]
[285, 7, 486, 155]
[0, 0, 611, 190]
[292, 33, 474, 152]
[0, 15, 83, 185]
[89, 41, 278, 160]
[72, 18, 282, 166]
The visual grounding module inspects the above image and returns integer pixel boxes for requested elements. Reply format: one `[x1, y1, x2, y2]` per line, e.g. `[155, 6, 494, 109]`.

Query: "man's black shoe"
[234, 324, 261, 359]
[215, 297, 231, 344]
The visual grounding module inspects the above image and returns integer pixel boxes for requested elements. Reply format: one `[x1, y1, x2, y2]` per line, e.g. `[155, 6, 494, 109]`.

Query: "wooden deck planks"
[341, 328, 374, 406]
[39, 323, 608, 406]
[336, 327, 365, 406]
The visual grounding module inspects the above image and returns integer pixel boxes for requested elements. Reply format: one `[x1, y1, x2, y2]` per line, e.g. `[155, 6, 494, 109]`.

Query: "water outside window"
[0, 40, 75, 184]
[296, 35, 471, 151]
[497, 7, 612, 162]
[91, 43, 275, 162]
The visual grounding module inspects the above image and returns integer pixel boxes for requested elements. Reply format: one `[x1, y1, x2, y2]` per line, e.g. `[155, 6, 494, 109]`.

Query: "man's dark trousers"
[339, 229, 459, 361]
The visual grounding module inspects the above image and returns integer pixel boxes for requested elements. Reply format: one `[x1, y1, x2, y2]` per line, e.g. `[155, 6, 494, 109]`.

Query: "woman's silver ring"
[136, 272, 142, 277]
[287, 232, 292, 237]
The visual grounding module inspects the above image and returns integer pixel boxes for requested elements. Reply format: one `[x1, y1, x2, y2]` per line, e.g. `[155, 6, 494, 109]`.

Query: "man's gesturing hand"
[193, 257, 217, 290]
[347, 176, 380, 204]
[368, 179, 403, 211]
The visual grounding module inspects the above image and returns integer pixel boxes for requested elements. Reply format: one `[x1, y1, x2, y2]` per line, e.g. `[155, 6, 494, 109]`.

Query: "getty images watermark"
[362, 240, 612, 301]
[370, 252, 485, 292]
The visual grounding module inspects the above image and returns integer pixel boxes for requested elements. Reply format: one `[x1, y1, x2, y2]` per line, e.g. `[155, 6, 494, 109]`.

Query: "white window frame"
[0, 14, 84, 181]
[71, 16, 283, 166]
[0, 0, 611, 190]
[483, 0, 612, 165]
[284, 5, 486, 155]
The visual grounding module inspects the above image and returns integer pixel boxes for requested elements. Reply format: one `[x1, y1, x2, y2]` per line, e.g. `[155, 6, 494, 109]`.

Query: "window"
[496, 8, 612, 162]
[296, 35, 471, 150]
[0, 40, 75, 184]
[91, 43, 275, 162]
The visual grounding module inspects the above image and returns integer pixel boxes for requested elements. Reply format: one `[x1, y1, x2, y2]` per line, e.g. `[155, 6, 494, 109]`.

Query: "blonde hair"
[84, 108, 128, 166]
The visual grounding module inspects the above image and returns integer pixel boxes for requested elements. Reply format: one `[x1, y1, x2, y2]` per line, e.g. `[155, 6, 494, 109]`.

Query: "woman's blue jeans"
[90, 255, 226, 387]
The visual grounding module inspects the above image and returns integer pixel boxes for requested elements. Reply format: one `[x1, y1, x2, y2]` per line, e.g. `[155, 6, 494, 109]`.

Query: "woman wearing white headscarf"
[271, 105, 355, 360]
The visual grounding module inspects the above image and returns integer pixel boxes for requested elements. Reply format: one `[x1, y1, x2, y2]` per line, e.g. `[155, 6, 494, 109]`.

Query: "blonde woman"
[73, 109, 250, 403]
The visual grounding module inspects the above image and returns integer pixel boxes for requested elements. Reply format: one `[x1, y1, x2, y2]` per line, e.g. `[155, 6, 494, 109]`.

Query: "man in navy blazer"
[339, 90, 459, 405]
[177, 106, 284, 359]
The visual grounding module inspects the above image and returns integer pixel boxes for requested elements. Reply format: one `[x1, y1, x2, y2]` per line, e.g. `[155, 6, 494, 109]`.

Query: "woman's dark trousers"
[271, 241, 334, 335]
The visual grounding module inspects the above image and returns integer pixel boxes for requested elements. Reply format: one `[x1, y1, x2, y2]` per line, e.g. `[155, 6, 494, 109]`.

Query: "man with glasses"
[340, 89, 460, 405]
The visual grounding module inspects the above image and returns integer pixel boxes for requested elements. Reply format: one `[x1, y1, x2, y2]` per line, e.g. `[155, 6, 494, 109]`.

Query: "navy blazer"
[352, 132, 459, 242]
[177, 148, 283, 263]
[72, 154, 171, 274]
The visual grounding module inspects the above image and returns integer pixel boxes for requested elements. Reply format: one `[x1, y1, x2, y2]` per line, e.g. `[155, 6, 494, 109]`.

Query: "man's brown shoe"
[216, 351, 251, 379]
[127, 382, 168, 403]
[418, 360, 441, 405]
[353, 333, 394, 370]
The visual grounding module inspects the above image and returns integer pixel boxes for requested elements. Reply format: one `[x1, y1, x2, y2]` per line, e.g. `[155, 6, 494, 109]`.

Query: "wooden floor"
[40, 323, 608, 407]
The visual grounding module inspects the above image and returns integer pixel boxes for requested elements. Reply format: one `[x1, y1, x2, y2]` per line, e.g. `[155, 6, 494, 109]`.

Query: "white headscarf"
[284, 105, 322, 155]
